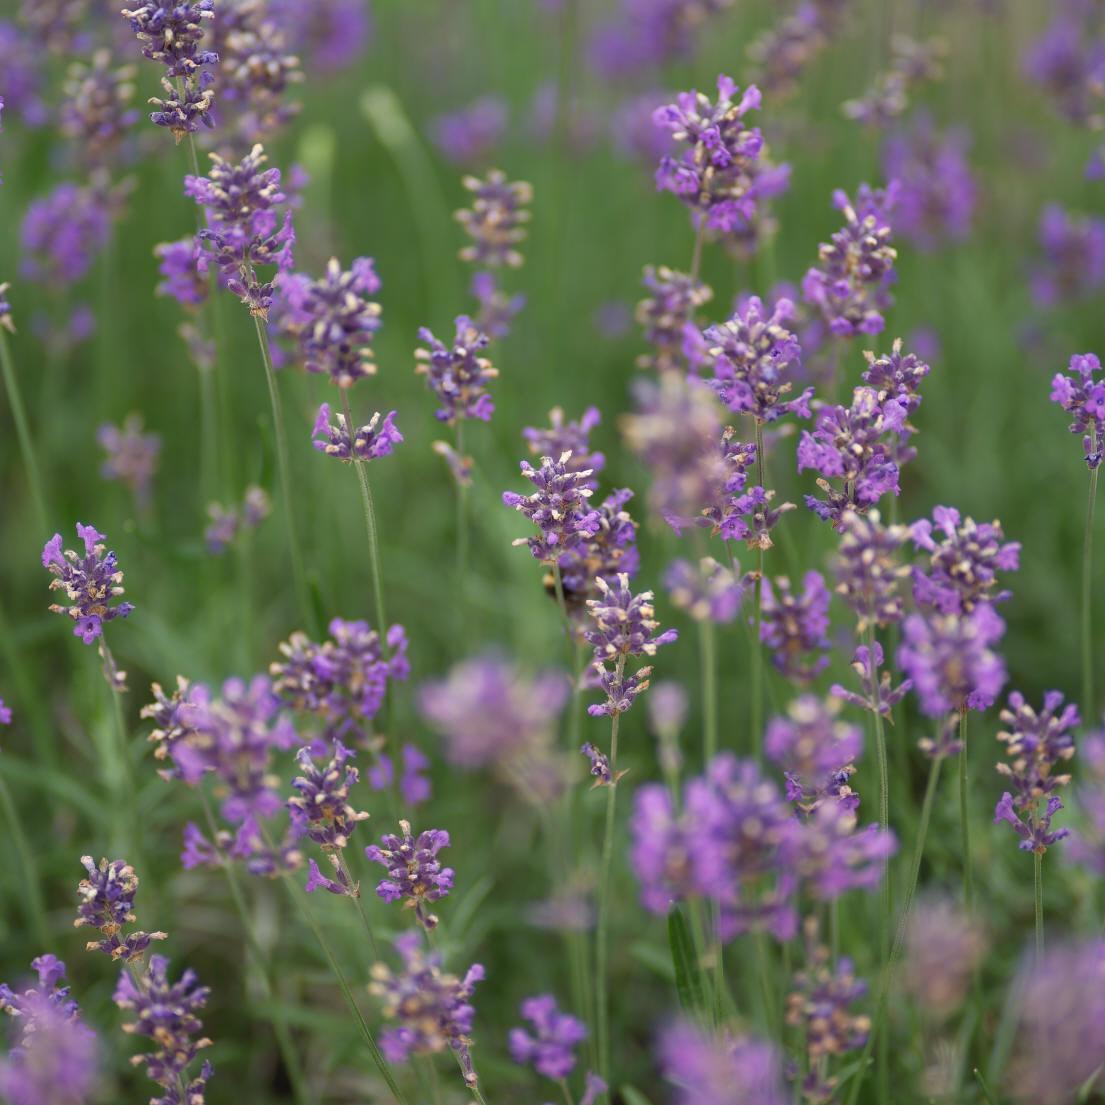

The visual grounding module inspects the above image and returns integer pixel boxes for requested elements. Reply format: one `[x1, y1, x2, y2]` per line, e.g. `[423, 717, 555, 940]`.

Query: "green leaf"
[620, 1085, 655, 1105]
[667, 907, 706, 1015]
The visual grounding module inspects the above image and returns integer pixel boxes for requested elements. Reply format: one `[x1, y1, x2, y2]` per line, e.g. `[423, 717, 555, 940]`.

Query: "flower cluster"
[993, 691, 1077, 854]
[802, 183, 898, 336]
[311, 404, 402, 464]
[747, 0, 848, 99]
[1031, 204, 1105, 307]
[365, 821, 454, 930]
[59, 49, 140, 168]
[635, 265, 713, 373]
[75, 856, 166, 961]
[860, 337, 931, 430]
[902, 897, 988, 1022]
[1023, 12, 1105, 124]
[433, 96, 507, 165]
[555, 488, 640, 610]
[508, 994, 586, 1080]
[120, 0, 217, 140]
[1070, 730, 1105, 876]
[42, 524, 134, 645]
[370, 933, 485, 1088]
[843, 33, 945, 126]
[289, 740, 370, 896]
[659, 1020, 787, 1105]
[503, 452, 602, 563]
[470, 269, 525, 339]
[1051, 352, 1105, 468]
[522, 406, 604, 486]
[455, 169, 533, 268]
[832, 510, 910, 631]
[585, 573, 678, 718]
[415, 316, 498, 423]
[186, 144, 296, 317]
[204, 486, 270, 553]
[831, 641, 912, 719]
[665, 556, 746, 623]
[760, 572, 831, 682]
[97, 414, 160, 510]
[909, 506, 1020, 613]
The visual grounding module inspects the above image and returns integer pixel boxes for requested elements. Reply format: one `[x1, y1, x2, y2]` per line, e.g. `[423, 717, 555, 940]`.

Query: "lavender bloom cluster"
[659, 1020, 787, 1105]
[842, 34, 945, 127]
[503, 452, 601, 563]
[760, 572, 832, 682]
[1031, 204, 1105, 307]
[204, 486, 270, 553]
[97, 414, 160, 510]
[415, 316, 498, 424]
[312, 405, 402, 464]
[1051, 352, 1105, 468]
[366, 821, 454, 929]
[635, 265, 713, 374]
[42, 524, 134, 645]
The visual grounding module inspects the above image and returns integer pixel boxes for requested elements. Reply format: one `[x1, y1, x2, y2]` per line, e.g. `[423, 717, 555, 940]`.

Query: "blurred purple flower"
[760, 572, 831, 682]
[455, 170, 533, 269]
[433, 97, 508, 165]
[1030, 204, 1105, 307]
[97, 414, 160, 510]
[658, 1019, 787, 1105]
[508, 994, 586, 1079]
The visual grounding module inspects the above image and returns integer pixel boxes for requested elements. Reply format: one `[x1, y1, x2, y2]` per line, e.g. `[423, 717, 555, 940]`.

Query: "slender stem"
[751, 420, 766, 761]
[1033, 850, 1044, 960]
[1083, 465, 1099, 719]
[699, 618, 718, 765]
[252, 315, 311, 627]
[455, 419, 469, 597]
[198, 795, 311, 1105]
[559, 1078, 576, 1105]
[273, 867, 408, 1104]
[958, 711, 973, 909]
[689, 218, 707, 284]
[845, 754, 943, 1105]
[343, 860, 380, 960]
[0, 328, 49, 536]
[98, 639, 139, 862]
[0, 757, 49, 947]
[973, 1068, 999, 1105]
[595, 658, 625, 1101]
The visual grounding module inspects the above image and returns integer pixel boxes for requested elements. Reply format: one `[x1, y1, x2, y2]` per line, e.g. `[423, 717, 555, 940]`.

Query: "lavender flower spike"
[508, 994, 587, 1079]
[415, 316, 498, 423]
[502, 452, 602, 563]
[832, 510, 910, 631]
[455, 169, 533, 269]
[1051, 352, 1105, 468]
[42, 524, 135, 645]
[365, 821, 454, 930]
[311, 403, 402, 463]
[831, 641, 912, 719]
[760, 571, 831, 682]
[659, 1020, 788, 1105]
[74, 856, 166, 961]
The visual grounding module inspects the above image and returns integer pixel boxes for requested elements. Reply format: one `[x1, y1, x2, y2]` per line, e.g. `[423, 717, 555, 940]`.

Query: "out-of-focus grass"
[0, 0, 1103, 1102]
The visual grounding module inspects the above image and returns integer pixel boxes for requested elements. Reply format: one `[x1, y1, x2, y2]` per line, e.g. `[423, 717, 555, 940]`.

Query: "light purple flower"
[508, 994, 586, 1079]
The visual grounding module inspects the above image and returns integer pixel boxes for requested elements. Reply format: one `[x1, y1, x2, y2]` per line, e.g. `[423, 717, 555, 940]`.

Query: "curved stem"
[252, 315, 310, 627]
[0, 328, 49, 537]
[958, 711, 973, 910]
[1083, 466, 1099, 720]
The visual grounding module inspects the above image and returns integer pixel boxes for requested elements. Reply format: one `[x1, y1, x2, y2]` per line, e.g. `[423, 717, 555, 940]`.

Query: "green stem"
[973, 1068, 999, 1105]
[99, 639, 139, 863]
[0, 328, 49, 536]
[690, 218, 707, 284]
[1083, 465, 1099, 720]
[1034, 850, 1044, 960]
[751, 420, 766, 761]
[699, 618, 718, 765]
[198, 794, 312, 1105]
[959, 711, 973, 910]
[455, 419, 469, 600]
[0, 756, 49, 947]
[845, 754, 943, 1105]
[252, 315, 311, 627]
[595, 658, 625, 1101]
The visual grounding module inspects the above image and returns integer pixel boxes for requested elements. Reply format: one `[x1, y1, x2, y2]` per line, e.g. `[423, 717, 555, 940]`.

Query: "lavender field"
[2, 1, 1105, 1103]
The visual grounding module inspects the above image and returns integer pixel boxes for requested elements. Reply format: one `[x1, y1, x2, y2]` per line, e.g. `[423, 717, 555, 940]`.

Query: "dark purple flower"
[370, 933, 485, 1090]
[311, 404, 402, 463]
[760, 572, 831, 682]
[113, 954, 213, 1105]
[42, 524, 135, 645]
[75, 856, 166, 962]
[909, 505, 1020, 613]
[508, 994, 586, 1080]
[433, 97, 508, 165]
[366, 821, 454, 930]
[798, 387, 907, 525]
[802, 183, 898, 337]
[658, 1019, 787, 1105]
[635, 265, 713, 374]
[455, 169, 533, 269]
[97, 414, 160, 510]
[765, 695, 861, 814]
[898, 605, 1008, 720]
[585, 573, 678, 718]
[1051, 352, 1105, 468]
[581, 741, 617, 788]
[703, 295, 809, 422]
[503, 452, 602, 563]
[832, 510, 910, 631]
[861, 337, 931, 418]
[186, 144, 296, 318]
[1030, 204, 1105, 307]
[830, 641, 912, 719]
[154, 237, 210, 307]
[994, 792, 1069, 854]
[415, 316, 498, 423]
[665, 557, 747, 623]
[523, 406, 604, 487]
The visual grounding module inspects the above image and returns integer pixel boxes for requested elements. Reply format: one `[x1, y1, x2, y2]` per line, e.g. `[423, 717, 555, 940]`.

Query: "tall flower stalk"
[0, 309, 49, 536]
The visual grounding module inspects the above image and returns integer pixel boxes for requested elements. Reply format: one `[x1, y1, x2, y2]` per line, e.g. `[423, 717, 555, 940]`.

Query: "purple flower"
[861, 337, 931, 422]
[272, 619, 408, 740]
[794, 799, 897, 900]
[269, 0, 371, 73]
[97, 414, 160, 510]
[832, 510, 910, 631]
[1030, 204, 1105, 307]
[415, 316, 498, 423]
[1024, 14, 1105, 124]
[366, 821, 454, 930]
[59, 50, 140, 167]
[748, 1, 847, 99]
[765, 695, 861, 814]
[503, 452, 602, 563]
[1069, 730, 1105, 875]
[658, 1019, 787, 1105]
[798, 387, 907, 525]
[455, 169, 533, 269]
[555, 488, 640, 610]
[585, 573, 678, 718]
[629, 784, 698, 913]
[0, 281, 13, 334]
[42, 524, 135, 645]
[203, 486, 270, 554]
[882, 115, 975, 250]
[612, 90, 676, 165]
[113, 954, 213, 1105]
[703, 296, 809, 422]
[898, 605, 1008, 720]
[909, 505, 1020, 613]
[523, 407, 604, 487]
[830, 641, 912, 719]
[370, 934, 485, 1090]
[760, 572, 831, 682]
[1051, 352, 1105, 468]
[470, 270, 525, 339]
[311, 404, 402, 463]
[665, 557, 747, 623]
[903, 897, 988, 1021]
[21, 179, 121, 287]
[635, 265, 713, 374]
[508, 994, 586, 1080]
[1004, 939, 1105, 1105]
[75, 856, 166, 962]
[0, 698, 11, 725]
[842, 35, 945, 127]
[154, 236, 210, 307]
[581, 741, 617, 788]
[433, 97, 508, 165]
[186, 144, 296, 318]
[802, 183, 898, 337]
